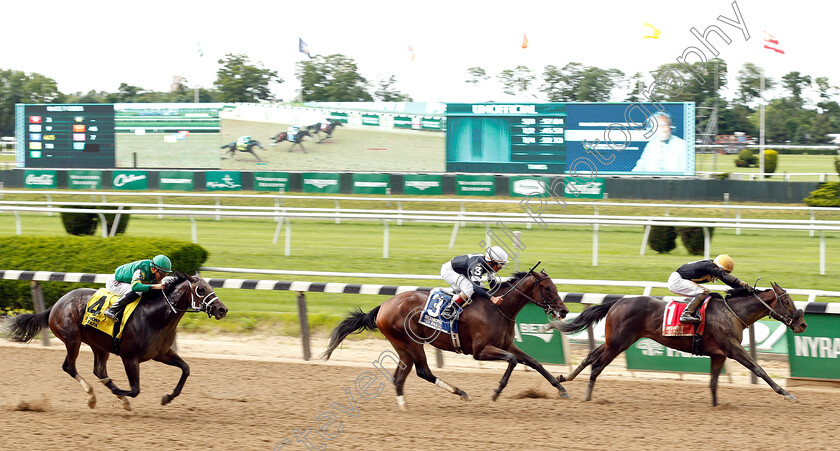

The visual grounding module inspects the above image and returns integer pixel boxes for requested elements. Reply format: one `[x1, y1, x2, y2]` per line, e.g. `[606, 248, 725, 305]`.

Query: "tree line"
[1, 54, 837, 144]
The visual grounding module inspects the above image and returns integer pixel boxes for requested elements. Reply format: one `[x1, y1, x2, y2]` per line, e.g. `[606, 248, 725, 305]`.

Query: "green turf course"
[1, 193, 838, 334]
[695, 153, 840, 181]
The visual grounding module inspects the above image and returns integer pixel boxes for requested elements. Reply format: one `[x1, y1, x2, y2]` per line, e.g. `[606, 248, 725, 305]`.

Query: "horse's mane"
[725, 287, 769, 299]
[162, 271, 188, 295]
[500, 271, 530, 288]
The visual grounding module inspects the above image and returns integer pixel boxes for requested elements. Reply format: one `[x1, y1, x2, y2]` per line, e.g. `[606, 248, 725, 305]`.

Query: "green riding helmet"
[151, 254, 173, 273]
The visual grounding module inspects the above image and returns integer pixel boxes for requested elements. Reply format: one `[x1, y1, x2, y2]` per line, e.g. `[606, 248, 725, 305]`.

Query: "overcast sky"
[2, 0, 834, 103]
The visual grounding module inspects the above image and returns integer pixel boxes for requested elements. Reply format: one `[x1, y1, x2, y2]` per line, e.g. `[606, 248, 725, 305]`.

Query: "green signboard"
[403, 174, 442, 195]
[303, 172, 341, 194]
[253, 172, 289, 192]
[514, 304, 567, 365]
[509, 176, 551, 197]
[159, 171, 194, 191]
[112, 170, 148, 190]
[788, 313, 840, 381]
[563, 177, 605, 199]
[361, 114, 380, 126]
[455, 174, 495, 196]
[394, 116, 413, 129]
[625, 338, 726, 374]
[205, 171, 242, 191]
[67, 170, 102, 190]
[331, 112, 348, 124]
[24, 170, 57, 189]
[352, 174, 389, 195]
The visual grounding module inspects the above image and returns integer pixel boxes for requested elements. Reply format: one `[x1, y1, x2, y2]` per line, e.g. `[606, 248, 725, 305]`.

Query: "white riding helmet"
[485, 246, 509, 267]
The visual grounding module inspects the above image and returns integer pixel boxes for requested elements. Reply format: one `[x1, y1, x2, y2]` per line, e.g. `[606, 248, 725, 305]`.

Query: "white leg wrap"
[435, 378, 455, 393]
[397, 395, 406, 407]
[76, 375, 93, 393]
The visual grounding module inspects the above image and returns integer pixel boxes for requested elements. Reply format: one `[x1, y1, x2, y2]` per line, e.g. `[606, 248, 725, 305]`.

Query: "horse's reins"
[162, 278, 220, 317]
[494, 261, 562, 321]
[724, 283, 800, 329]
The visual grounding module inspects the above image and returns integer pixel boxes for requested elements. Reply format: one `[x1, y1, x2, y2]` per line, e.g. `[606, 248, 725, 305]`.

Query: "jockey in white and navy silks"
[287, 125, 299, 141]
[668, 254, 749, 324]
[439, 246, 509, 320]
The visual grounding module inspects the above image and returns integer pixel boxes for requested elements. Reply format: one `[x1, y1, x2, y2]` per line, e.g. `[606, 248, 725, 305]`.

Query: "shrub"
[804, 182, 840, 207]
[677, 227, 714, 255]
[60, 207, 99, 235]
[763, 149, 778, 178]
[648, 226, 677, 253]
[60, 206, 131, 236]
[735, 149, 757, 168]
[0, 236, 208, 309]
[835, 157, 840, 176]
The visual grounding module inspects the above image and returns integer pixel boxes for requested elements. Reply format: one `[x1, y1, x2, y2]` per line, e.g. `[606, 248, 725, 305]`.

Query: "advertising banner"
[455, 174, 495, 196]
[352, 173, 389, 195]
[67, 170, 102, 190]
[394, 116, 412, 129]
[112, 170, 148, 190]
[159, 171, 195, 191]
[205, 171, 242, 191]
[361, 114, 380, 126]
[509, 176, 551, 197]
[24, 170, 57, 189]
[253, 172, 289, 192]
[303, 173, 341, 194]
[514, 304, 568, 365]
[564, 177, 605, 199]
[624, 338, 726, 374]
[788, 313, 840, 381]
[403, 174, 443, 195]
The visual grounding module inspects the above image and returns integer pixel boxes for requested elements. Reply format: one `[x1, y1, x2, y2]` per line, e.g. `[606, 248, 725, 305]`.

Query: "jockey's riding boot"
[103, 291, 140, 321]
[679, 293, 706, 324]
[441, 295, 467, 320]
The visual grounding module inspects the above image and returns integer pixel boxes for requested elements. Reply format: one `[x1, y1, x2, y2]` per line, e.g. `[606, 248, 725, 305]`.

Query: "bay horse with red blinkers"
[322, 264, 570, 410]
[5, 272, 227, 411]
[550, 282, 807, 406]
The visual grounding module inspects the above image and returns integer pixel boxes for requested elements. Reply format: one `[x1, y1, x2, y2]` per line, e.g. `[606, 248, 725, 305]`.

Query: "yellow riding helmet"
[713, 254, 734, 273]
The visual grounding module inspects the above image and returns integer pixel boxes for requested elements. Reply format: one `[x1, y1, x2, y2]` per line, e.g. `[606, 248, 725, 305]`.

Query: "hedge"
[648, 226, 677, 254]
[0, 236, 207, 309]
[677, 227, 714, 255]
[804, 182, 840, 207]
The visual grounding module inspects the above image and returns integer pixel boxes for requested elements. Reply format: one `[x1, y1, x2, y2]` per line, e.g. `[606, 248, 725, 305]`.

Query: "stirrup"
[680, 313, 700, 324]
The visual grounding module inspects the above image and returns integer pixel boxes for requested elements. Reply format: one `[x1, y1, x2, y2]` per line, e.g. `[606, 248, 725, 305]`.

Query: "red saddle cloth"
[662, 298, 709, 336]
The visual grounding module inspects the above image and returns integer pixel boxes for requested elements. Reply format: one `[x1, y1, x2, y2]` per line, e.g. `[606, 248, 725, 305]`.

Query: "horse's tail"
[548, 298, 620, 334]
[5, 306, 53, 343]
[321, 305, 380, 360]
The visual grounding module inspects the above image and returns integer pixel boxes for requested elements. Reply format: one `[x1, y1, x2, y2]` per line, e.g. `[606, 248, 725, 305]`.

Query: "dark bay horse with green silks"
[4, 272, 228, 411]
[322, 266, 570, 410]
[549, 283, 807, 406]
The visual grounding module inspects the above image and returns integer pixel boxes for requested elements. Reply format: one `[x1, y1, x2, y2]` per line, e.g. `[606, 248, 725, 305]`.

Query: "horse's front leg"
[510, 345, 569, 399]
[153, 348, 191, 405]
[473, 344, 518, 401]
[727, 344, 796, 400]
[709, 354, 726, 407]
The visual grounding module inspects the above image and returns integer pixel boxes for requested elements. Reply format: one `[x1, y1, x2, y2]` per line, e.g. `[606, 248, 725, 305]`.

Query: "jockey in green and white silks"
[103, 254, 173, 321]
[235, 136, 252, 151]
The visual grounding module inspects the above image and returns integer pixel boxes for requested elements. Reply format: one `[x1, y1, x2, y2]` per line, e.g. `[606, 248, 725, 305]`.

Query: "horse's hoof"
[556, 375, 566, 382]
[491, 391, 500, 402]
[784, 393, 797, 401]
[457, 389, 471, 402]
[88, 396, 96, 409]
[558, 390, 570, 399]
[161, 394, 172, 405]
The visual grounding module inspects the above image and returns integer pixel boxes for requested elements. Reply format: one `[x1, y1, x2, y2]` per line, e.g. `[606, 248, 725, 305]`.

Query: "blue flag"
[299, 38, 311, 59]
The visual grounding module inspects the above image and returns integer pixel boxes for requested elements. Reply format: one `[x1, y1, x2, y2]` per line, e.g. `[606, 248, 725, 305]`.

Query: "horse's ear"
[194, 271, 201, 279]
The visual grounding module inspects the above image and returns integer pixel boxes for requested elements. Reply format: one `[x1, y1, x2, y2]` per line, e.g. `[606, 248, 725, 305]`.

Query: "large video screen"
[16, 102, 693, 176]
[446, 102, 694, 175]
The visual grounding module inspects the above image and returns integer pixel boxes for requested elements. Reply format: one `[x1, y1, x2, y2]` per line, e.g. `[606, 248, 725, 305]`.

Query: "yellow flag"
[643, 22, 661, 40]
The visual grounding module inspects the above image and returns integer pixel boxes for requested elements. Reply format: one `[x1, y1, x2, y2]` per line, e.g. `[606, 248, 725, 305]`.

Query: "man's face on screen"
[653, 115, 673, 142]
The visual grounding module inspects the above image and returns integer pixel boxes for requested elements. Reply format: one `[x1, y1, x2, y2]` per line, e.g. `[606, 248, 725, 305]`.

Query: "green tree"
[374, 75, 412, 101]
[781, 71, 812, 108]
[497, 65, 535, 97]
[735, 62, 774, 106]
[465, 67, 489, 85]
[541, 63, 623, 102]
[0, 69, 62, 136]
[296, 54, 372, 102]
[214, 53, 282, 102]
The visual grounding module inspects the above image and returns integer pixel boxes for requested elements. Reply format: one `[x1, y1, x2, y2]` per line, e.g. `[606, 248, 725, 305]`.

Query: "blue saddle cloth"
[418, 288, 459, 335]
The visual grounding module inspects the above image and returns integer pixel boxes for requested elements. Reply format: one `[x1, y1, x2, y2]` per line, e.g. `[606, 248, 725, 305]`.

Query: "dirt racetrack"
[2, 336, 839, 451]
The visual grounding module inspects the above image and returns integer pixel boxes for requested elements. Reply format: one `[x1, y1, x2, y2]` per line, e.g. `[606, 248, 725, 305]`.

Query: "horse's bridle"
[499, 270, 563, 318]
[749, 286, 803, 329]
[162, 279, 220, 317]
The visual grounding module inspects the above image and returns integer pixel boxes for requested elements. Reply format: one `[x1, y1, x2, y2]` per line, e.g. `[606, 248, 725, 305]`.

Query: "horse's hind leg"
[560, 344, 605, 382]
[474, 344, 519, 401]
[91, 348, 131, 411]
[584, 344, 625, 401]
[153, 348, 190, 406]
[55, 329, 97, 408]
[408, 342, 471, 402]
[390, 347, 414, 411]
[509, 345, 569, 399]
[709, 354, 726, 407]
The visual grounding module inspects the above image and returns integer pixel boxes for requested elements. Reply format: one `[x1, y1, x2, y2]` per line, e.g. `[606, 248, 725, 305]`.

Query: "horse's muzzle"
[212, 306, 229, 320]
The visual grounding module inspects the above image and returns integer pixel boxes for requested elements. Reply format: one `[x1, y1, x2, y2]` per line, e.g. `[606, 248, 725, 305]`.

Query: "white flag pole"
[759, 68, 765, 176]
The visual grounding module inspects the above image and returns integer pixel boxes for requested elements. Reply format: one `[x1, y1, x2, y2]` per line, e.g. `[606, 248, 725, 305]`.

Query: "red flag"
[408, 45, 415, 62]
[763, 31, 784, 54]
[521, 33, 528, 49]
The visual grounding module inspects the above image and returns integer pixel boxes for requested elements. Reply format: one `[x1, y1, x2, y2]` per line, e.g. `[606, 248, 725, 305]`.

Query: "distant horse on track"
[5, 272, 228, 411]
[549, 282, 807, 406]
[308, 120, 342, 142]
[221, 138, 265, 161]
[271, 129, 312, 153]
[322, 266, 571, 410]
